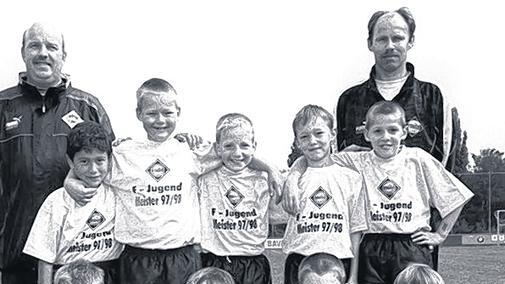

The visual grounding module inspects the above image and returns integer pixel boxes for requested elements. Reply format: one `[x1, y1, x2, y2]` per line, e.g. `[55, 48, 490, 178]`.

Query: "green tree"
[453, 131, 470, 174]
[473, 148, 505, 172]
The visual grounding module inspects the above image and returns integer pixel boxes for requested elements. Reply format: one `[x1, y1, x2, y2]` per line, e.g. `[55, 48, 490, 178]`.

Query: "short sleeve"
[23, 193, 63, 264]
[349, 177, 368, 233]
[420, 150, 474, 218]
[192, 142, 221, 177]
[332, 152, 361, 172]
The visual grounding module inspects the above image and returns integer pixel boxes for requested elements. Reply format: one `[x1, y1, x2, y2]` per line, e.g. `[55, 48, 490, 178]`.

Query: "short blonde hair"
[298, 253, 346, 284]
[365, 101, 406, 129]
[215, 113, 255, 143]
[394, 263, 445, 284]
[53, 260, 104, 284]
[136, 78, 178, 111]
[186, 267, 235, 284]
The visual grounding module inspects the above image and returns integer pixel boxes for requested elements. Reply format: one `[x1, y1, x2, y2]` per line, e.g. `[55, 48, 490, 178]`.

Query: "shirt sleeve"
[419, 149, 474, 218]
[23, 194, 63, 264]
[349, 175, 368, 233]
[331, 152, 361, 172]
[192, 142, 222, 177]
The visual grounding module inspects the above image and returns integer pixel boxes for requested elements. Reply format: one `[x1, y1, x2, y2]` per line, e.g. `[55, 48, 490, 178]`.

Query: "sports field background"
[264, 245, 505, 284]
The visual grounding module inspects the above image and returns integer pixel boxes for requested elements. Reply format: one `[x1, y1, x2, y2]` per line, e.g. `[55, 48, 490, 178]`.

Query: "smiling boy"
[23, 122, 123, 284]
[282, 105, 366, 284]
[197, 113, 273, 284]
[285, 101, 473, 284]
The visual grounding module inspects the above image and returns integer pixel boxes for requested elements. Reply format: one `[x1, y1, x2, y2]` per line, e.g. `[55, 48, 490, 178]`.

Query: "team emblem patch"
[86, 209, 105, 230]
[5, 115, 23, 131]
[355, 121, 366, 135]
[146, 159, 170, 181]
[62, 110, 84, 129]
[310, 187, 332, 209]
[377, 178, 401, 199]
[225, 186, 244, 207]
[407, 118, 424, 137]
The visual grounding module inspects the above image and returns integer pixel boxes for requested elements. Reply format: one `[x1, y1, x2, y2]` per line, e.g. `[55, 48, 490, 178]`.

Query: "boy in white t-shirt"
[65, 79, 278, 284]
[282, 105, 367, 284]
[197, 113, 275, 284]
[284, 101, 473, 284]
[23, 121, 123, 284]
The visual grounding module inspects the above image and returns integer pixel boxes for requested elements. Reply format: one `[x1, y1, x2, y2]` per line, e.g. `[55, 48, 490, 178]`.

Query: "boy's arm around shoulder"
[281, 156, 307, 216]
[248, 156, 283, 203]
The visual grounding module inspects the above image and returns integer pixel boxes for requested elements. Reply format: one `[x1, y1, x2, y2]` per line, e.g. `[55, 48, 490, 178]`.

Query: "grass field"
[265, 246, 505, 284]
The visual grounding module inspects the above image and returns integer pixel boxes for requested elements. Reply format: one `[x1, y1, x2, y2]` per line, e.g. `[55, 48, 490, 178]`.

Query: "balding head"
[21, 23, 66, 89]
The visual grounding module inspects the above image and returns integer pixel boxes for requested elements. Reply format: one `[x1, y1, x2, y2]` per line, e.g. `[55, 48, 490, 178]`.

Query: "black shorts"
[119, 245, 201, 284]
[358, 233, 433, 284]
[1, 254, 37, 284]
[54, 259, 119, 284]
[283, 253, 351, 284]
[201, 252, 271, 284]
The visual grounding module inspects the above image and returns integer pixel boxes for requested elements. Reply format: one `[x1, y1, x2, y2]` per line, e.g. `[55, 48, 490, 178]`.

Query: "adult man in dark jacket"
[336, 7, 454, 167]
[336, 7, 457, 276]
[0, 23, 114, 284]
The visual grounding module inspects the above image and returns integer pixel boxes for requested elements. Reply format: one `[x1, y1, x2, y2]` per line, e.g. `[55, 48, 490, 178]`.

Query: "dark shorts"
[119, 245, 201, 284]
[358, 233, 433, 284]
[1, 254, 37, 284]
[201, 252, 271, 284]
[54, 259, 119, 284]
[283, 253, 351, 284]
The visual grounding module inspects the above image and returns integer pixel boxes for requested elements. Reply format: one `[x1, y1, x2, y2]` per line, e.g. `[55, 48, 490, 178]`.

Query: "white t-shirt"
[374, 72, 410, 101]
[198, 167, 270, 256]
[23, 185, 123, 265]
[333, 147, 474, 234]
[110, 138, 207, 249]
[282, 164, 367, 259]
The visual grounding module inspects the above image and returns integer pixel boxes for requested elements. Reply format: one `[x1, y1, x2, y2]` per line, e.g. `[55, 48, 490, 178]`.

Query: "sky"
[1, 0, 503, 169]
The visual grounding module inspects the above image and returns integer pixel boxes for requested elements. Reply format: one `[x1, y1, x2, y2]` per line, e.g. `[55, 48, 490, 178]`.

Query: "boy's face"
[70, 148, 109, 188]
[364, 113, 407, 159]
[295, 117, 335, 166]
[216, 127, 256, 172]
[136, 92, 180, 142]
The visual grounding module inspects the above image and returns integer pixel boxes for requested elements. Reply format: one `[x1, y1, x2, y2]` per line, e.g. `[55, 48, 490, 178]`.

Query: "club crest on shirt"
[62, 110, 84, 129]
[406, 117, 424, 137]
[355, 121, 366, 135]
[5, 115, 23, 131]
[377, 178, 401, 200]
[146, 159, 170, 182]
[86, 209, 105, 230]
[310, 187, 332, 209]
[225, 186, 244, 207]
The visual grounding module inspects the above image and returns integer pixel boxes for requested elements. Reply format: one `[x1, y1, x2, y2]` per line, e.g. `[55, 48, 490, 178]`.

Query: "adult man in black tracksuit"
[335, 7, 456, 279]
[0, 23, 114, 284]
